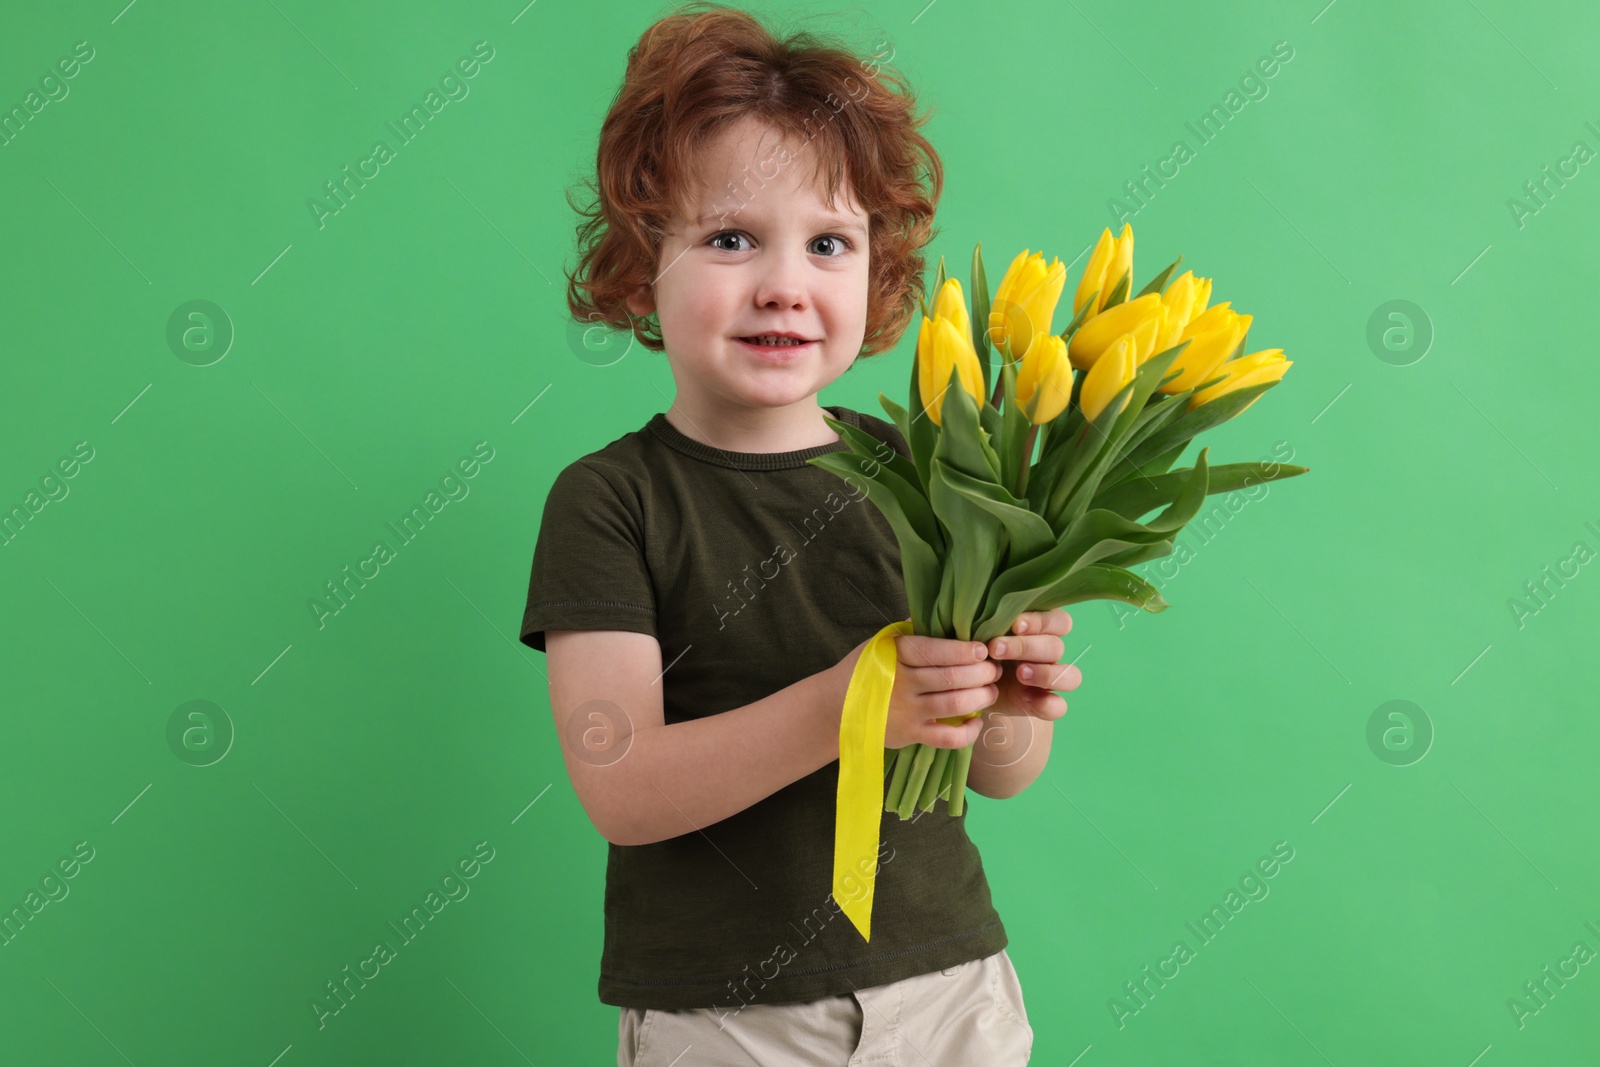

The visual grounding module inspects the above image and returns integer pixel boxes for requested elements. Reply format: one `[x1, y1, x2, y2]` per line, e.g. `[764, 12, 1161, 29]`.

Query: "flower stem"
[884, 745, 914, 813]
[947, 742, 975, 816]
[1013, 423, 1039, 499]
[897, 743, 937, 820]
[918, 748, 951, 811]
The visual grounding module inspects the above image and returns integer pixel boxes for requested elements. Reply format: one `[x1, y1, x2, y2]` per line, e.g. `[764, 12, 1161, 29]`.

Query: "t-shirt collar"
[646, 406, 863, 471]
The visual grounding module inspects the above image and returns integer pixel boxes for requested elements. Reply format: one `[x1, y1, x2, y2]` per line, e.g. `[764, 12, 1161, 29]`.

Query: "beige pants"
[617, 949, 1033, 1066]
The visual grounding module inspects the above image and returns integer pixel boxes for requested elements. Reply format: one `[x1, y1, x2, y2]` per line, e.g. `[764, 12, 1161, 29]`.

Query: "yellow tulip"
[932, 276, 970, 343]
[1015, 333, 1074, 425]
[1158, 303, 1252, 395]
[988, 249, 1067, 365]
[1126, 304, 1169, 365]
[1188, 348, 1292, 413]
[1066, 292, 1163, 370]
[1152, 270, 1213, 353]
[917, 313, 987, 426]
[1072, 223, 1134, 319]
[1079, 333, 1139, 423]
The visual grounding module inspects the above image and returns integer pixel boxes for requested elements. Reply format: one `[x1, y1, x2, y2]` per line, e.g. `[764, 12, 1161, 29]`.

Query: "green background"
[4, 0, 1597, 1063]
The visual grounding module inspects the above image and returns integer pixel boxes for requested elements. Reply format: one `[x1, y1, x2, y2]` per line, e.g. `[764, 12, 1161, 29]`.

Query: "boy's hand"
[879, 632, 1000, 751]
[982, 608, 1081, 721]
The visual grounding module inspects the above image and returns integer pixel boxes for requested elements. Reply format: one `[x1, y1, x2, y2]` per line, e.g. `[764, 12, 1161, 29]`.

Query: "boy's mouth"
[736, 334, 817, 348]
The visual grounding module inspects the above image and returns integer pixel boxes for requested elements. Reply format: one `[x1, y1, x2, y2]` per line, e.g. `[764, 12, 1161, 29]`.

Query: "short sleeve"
[518, 460, 657, 653]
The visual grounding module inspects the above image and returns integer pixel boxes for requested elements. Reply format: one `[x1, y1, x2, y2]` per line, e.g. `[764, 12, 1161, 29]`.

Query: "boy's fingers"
[922, 712, 987, 748]
[896, 634, 988, 667]
[1013, 661, 1081, 691]
[1008, 608, 1072, 638]
[1018, 690, 1068, 720]
[922, 660, 1003, 694]
[986, 632, 1066, 664]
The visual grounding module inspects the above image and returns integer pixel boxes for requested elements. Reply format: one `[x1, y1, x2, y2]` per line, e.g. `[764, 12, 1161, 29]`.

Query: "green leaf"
[1098, 537, 1175, 569]
[1040, 564, 1169, 612]
[1141, 444, 1214, 533]
[979, 388, 1005, 447]
[907, 331, 939, 495]
[1044, 344, 1186, 532]
[824, 413, 927, 522]
[974, 563, 1167, 642]
[1117, 380, 1282, 475]
[1135, 253, 1184, 298]
[974, 455, 1206, 640]
[879, 392, 911, 446]
[938, 363, 1001, 483]
[1095, 460, 1310, 522]
[808, 451, 945, 635]
[928, 379, 1007, 640]
[1102, 441, 1187, 492]
[972, 243, 992, 399]
[927, 460, 1003, 642]
[933, 457, 1056, 567]
[1028, 417, 1082, 514]
[1096, 379, 1191, 487]
[933, 548, 956, 636]
[1039, 371, 1087, 467]
[1059, 293, 1097, 343]
[1099, 269, 1131, 313]
[987, 361, 1029, 490]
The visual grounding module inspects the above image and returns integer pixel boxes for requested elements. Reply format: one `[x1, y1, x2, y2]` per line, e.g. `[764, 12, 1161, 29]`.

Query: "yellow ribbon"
[833, 618, 914, 943]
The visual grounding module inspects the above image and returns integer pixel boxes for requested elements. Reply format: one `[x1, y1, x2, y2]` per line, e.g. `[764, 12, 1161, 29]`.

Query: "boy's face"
[626, 116, 870, 419]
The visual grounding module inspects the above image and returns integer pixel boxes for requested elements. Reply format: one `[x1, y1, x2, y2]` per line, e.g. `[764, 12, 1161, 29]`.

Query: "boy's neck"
[663, 398, 841, 455]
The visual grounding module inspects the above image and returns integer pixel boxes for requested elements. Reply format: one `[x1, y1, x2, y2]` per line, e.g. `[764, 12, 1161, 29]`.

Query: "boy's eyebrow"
[692, 211, 867, 237]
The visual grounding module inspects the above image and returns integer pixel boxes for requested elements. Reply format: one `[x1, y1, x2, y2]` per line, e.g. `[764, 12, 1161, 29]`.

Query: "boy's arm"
[965, 608, 1078, 800]
[545, 629, 859, 846]
[964, 702, 1055, 800]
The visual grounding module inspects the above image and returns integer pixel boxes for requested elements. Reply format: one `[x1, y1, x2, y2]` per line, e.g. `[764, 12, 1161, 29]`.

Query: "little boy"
[519, 5, 1079, 1064]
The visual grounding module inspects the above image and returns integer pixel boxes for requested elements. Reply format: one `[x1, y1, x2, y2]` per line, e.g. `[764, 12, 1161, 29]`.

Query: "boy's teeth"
[747, 335, 805, 346]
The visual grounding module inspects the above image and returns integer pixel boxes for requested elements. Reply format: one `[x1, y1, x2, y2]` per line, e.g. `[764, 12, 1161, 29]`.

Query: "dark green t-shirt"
[519, 404, 1008, 1011]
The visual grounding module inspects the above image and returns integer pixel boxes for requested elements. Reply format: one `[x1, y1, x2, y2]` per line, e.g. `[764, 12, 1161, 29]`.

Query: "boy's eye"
[708, 231, 751, 253]
[706, 231, 853, 256]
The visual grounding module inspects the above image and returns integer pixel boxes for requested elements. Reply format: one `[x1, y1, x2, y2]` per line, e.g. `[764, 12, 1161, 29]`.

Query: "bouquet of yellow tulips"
[809, 224, 1307, 823]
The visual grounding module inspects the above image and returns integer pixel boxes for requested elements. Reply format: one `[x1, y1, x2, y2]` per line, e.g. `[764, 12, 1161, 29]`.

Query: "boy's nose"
[754, 254, 809, 310]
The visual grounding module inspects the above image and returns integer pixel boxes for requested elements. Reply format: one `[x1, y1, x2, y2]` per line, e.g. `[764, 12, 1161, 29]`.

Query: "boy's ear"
[625, 284, 655, 317]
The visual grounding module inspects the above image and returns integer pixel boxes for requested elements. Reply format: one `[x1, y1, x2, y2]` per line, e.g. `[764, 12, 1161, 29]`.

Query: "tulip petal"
[1080, 334, 1137, 423]
[935, 278, 970, 343]
[1073, 229, 1115, 318]
[1067, 292, 1164, 370]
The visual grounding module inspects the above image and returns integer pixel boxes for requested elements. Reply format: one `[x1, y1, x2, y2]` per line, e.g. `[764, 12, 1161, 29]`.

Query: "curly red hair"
[565, 2, 943, 358]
